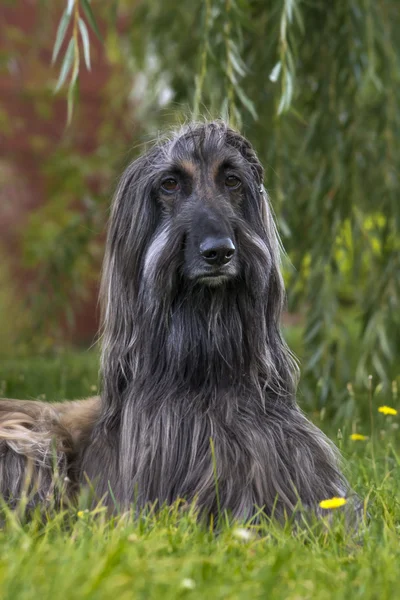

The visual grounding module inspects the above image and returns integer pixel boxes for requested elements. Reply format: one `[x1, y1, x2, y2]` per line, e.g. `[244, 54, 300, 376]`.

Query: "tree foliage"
[18, 0, 400, 407]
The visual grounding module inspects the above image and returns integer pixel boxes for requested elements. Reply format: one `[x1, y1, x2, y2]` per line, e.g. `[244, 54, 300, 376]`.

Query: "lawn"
[0, 352, 399, 600]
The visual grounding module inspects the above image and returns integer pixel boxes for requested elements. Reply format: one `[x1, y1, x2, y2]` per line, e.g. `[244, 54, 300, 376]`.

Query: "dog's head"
[104, 121, 281, 297]
[145, 122, 265, 286]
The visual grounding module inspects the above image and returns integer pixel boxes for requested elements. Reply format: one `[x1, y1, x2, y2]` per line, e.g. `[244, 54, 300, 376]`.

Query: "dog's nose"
[199, 237, 236, 266]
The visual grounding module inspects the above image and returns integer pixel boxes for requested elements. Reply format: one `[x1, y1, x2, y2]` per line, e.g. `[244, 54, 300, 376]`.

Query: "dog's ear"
[225, 128, 264, 186]
[224, 127, 273, 239]
[104, 150, 161, 294]
[100, 148, 163, 415]
[223, 125, 298, 397]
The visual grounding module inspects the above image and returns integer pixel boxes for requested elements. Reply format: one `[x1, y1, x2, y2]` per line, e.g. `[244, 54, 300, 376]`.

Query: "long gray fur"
[80, 121, 350, 520]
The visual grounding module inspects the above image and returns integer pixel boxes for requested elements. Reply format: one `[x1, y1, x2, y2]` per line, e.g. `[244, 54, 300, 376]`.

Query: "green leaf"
[277, 70, 294, 114]
[372, 353, 388, 383]
[228, 50, 246, 78]
[81, 0, 103, 42]
[277, 91, 286, 115]
[67, 55, 80, 125]
[67, 81, 76, 125]
[269, 61, 281, 83]
[378, 326, 393, 361]
[79, 18, 91, 70]
[305, 345, 324, 373]
[285, 69, 294, 105]
[55, 38, 75, 92]
[292, 1, 304, 33]
[285, 0, 294, 23]
[51, 7, 72, 65]
[235, 86, 257, 120]
[304, 320, 322, 344]
[227, 40, 248, 77]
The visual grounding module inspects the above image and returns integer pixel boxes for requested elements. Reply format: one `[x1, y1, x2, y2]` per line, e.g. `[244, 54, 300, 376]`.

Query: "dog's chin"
[198, 274, 230, 287]
[187, 267, 238, 287]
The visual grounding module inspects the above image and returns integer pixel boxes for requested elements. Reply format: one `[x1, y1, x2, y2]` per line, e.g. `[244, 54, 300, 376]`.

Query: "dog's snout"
[199, 237, 236, 266]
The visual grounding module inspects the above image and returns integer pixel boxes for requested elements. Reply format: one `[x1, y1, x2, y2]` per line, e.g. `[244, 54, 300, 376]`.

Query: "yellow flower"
[319, 497, 347, 510]
[378, 406, 398, 416]
[77, 511, 85, 518]
[349, 433, 368, 441]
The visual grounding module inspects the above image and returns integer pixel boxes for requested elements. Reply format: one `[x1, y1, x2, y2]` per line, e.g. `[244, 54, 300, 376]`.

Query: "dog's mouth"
[198, 273, 229, 286]
[193, 266, 238, 287]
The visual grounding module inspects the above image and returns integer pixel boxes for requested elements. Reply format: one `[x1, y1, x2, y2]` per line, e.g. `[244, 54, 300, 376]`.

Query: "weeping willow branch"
[223, 0, 235, 121]
[52, 0, 101, 123]
[193, 0, 212, 118]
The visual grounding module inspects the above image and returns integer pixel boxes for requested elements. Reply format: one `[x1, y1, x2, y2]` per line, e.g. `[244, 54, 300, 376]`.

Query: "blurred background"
[0, 0, 399, 417]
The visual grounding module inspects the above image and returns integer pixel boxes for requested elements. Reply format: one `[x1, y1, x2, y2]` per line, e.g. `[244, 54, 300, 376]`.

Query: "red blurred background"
[0, 1, 135, 346]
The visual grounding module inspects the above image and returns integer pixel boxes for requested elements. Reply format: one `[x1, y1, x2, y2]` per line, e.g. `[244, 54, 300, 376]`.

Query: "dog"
[0, 121, 350, 520]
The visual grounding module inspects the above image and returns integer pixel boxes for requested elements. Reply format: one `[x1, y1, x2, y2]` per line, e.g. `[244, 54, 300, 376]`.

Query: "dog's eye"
[225, 175, 241, 189]
[161, 178, 179, 193]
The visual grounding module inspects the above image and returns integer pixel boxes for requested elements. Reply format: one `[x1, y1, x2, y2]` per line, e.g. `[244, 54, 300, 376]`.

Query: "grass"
[0, 351, 99, 401]
[0, 352, 400, 599]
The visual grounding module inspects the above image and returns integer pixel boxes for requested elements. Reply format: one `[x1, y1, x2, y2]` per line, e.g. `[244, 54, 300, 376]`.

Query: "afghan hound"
[0, 121, 352, 521]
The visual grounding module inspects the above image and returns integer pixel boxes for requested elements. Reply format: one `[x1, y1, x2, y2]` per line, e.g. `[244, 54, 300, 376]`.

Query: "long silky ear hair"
[224, 126, 299, 399]
[99, 146, 164, 430]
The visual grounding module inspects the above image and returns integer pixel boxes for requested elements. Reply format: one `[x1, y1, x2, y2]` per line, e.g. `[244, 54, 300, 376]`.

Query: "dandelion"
[180, 578, 196, 590]
[319, 497, 347, 510]
[378, 405, 398, 416]
[232, 527, 255, 541]
[349, 433, 368, 441]
[77, 511, 85, 518]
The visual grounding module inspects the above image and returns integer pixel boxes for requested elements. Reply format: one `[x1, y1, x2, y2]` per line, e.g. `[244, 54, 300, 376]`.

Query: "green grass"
[0, 352, 400, 600]
[0, 351, 99, 401]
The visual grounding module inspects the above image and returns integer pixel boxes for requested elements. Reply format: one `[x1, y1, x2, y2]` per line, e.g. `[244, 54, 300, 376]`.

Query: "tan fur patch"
[0, 396, 100, 462]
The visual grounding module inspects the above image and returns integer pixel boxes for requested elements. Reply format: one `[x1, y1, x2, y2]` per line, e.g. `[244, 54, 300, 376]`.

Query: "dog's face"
[142, 124, 266, 287]
[155, 141, 244, 285]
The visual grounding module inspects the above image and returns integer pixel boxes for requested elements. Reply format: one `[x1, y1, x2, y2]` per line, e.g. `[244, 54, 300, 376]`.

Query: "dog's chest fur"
[117, 384, 341, 520]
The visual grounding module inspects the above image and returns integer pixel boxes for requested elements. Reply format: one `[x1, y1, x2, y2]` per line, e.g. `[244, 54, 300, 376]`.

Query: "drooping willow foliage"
[30, 1, 400, 408]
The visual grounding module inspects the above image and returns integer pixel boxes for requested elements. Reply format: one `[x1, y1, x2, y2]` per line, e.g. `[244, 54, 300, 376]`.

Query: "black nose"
[199, 237, 236, 266]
